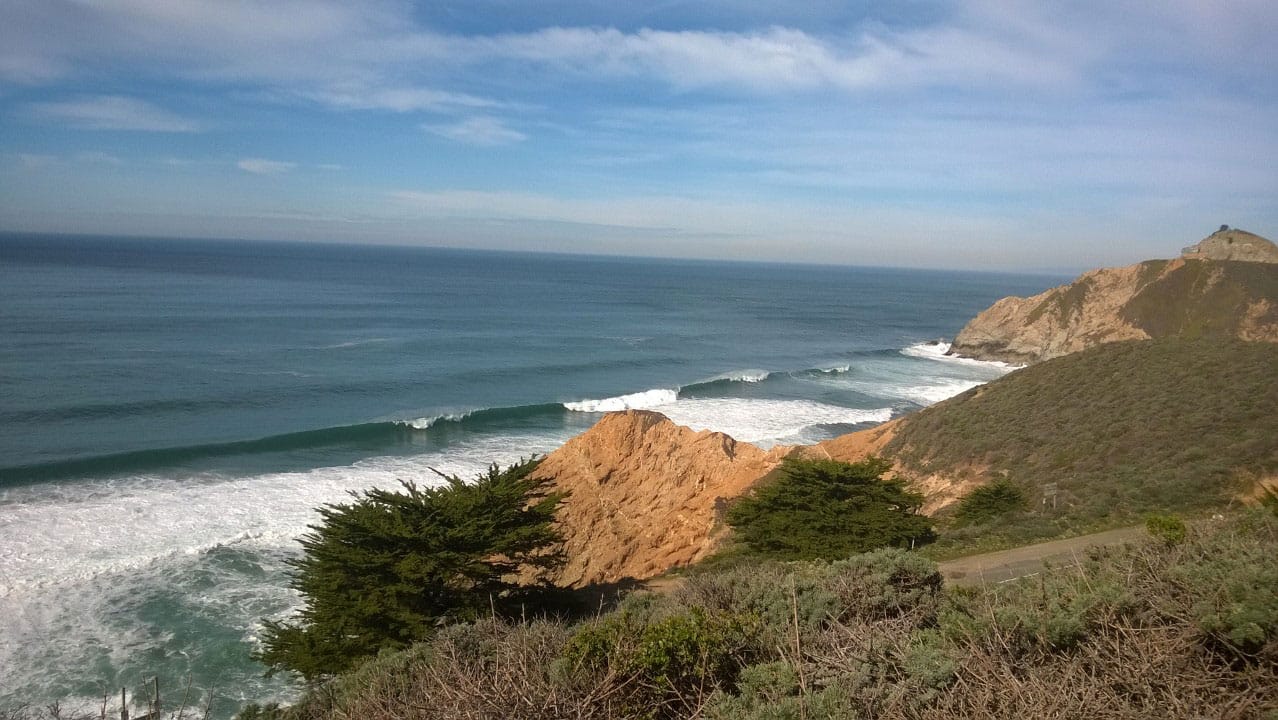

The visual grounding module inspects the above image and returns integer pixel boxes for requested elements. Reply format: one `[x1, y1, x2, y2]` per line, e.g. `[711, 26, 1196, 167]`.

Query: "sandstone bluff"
[947, 228, 1278, 364]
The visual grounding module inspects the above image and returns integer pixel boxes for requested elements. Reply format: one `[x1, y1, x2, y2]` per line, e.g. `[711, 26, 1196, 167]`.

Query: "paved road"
[937, 526, 1145, 586]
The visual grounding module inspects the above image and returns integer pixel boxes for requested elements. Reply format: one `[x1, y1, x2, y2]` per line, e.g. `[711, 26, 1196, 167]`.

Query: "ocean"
[0, 234, 1061, 715]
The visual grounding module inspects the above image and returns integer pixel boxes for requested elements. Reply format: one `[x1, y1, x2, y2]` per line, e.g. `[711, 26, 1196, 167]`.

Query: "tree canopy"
[725, 457, 934, 561]
[257, 458, 564, 679]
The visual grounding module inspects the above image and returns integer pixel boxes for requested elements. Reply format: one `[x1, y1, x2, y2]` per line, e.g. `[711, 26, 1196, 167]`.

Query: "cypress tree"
[725, 457, 934, 561]
[257, 457, 563, 679]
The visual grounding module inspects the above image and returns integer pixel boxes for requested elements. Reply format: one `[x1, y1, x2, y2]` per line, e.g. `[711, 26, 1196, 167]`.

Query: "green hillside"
[1121, 259, 1278, 338]
[885, 337, 1277, 546]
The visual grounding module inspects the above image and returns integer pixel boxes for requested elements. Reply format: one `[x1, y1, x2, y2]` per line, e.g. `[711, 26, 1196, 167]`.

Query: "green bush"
[677, 549, 940, 650]
[256, 458, 564, 679]
[562, 607, 759, 718]
[954, 478, 1027, 526]
[724, 458, 935, 561]
[1145, 513, 1187, 545]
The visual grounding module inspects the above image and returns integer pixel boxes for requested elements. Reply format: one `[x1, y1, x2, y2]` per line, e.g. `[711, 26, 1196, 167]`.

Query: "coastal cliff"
[529, 410, 792, 587]
[948, 229, 1278, 364]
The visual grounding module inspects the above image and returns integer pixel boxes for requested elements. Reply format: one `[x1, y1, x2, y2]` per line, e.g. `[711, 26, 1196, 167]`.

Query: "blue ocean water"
[0, 234, 1061, 715]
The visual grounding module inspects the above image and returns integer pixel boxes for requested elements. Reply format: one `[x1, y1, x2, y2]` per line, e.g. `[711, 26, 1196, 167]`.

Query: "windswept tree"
[726, 457, 934, 561]
[258, 458, 564, 679]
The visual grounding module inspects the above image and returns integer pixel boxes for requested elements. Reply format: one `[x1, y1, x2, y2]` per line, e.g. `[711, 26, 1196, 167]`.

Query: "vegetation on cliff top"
[886, 337, 1278, 549]
[239, 510, 1278, 720]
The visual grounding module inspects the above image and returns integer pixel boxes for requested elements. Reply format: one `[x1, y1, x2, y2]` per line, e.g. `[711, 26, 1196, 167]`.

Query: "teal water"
[0, 233, 1061, 715]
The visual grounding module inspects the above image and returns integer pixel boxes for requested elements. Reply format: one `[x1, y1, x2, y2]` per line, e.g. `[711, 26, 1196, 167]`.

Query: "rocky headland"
[947, 228, 1278, 364]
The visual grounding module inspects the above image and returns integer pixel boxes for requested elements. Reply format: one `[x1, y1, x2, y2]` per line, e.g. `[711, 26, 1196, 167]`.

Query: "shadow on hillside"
[516, 577, 651, 622]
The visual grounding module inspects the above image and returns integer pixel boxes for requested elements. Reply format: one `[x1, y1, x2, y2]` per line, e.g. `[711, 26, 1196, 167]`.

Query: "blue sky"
[0, 1, 1275, 271]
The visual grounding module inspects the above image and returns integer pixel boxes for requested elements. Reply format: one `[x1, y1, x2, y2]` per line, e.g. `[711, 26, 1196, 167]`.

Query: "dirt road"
[937, 526, 1145, 586]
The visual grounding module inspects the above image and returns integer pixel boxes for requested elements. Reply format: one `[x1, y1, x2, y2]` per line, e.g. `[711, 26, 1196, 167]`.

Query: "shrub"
[724, 458, 934, 561]
[953, 478, 1027, 526]
[1145, 513, 1187, 545]
[257, 458, 564, 679]
[562, 607, 760, 718]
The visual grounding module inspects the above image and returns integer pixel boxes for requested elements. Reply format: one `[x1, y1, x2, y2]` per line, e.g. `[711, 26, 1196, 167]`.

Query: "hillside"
[948, 229, 1278, 364]
[882, 337, 1277, 544]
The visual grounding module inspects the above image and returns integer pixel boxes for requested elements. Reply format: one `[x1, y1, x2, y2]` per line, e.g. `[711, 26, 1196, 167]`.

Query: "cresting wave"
[0, 346, 1011, 485]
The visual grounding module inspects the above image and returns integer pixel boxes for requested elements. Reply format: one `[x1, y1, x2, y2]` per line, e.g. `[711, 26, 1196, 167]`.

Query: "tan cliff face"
[529, 410, 792, 587]
[527, 411, 999, 589]
[947, 262, 1159, 364]
[950, 230, 1278, 363]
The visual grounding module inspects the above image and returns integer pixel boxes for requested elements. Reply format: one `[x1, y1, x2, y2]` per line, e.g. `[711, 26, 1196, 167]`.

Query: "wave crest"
[562, 388, 678, 413]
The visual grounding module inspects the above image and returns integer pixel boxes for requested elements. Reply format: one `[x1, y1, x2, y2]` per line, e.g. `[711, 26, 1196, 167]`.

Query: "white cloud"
[424, 117, 527, 146]
[237, 158, 296, 175]
[5, 1, 1276, 108]
[27, 96, 201, 132]
[305, 86, 502, 113]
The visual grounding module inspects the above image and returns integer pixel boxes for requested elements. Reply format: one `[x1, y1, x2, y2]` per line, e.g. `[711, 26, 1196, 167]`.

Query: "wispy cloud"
[455, 25, 1078, 94]
[304, 86, 503, 113]
[5, 2, 1276, 104]
[237, 158, 296, 175]
[424, 117, 527, 146]
[27, 96, 201, 132]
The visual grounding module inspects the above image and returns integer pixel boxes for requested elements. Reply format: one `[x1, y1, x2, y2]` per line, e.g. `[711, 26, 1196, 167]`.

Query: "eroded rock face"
[948, 262, 1155, 364]
[530, 410, 792, 587]
[1182, 228, 1278, 263]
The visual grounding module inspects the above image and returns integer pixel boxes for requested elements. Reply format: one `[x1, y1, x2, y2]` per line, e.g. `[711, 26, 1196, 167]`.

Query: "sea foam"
[0, 429, 575, 713]
[900, 341, 1023, 369]
[562, 388, 679, 412]
[660, 399, 892, 447]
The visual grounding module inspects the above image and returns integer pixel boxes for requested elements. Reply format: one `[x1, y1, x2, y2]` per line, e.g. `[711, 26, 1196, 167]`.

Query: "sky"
[0, 1, 1275, 271]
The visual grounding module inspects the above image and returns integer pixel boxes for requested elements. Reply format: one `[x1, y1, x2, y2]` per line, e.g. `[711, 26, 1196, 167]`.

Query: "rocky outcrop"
[950, 230, 1278, 363]
[947, 263, 1156, 364]
[1182, 227, 1278, 263]
[530, 410, 792, 587]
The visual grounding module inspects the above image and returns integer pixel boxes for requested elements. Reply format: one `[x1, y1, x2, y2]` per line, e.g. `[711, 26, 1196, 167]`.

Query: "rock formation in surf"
[948, 228, 1278, 364]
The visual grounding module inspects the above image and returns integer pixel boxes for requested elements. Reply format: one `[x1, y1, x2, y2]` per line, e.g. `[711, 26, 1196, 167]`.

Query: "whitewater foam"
[0, 429, 576, 713]
[659, 399, 893, 447]
[900, 341, 1023, 369]
[705, 369, 771, 384]
[401, 412, 473, 430]
[562, 388, 679, 413]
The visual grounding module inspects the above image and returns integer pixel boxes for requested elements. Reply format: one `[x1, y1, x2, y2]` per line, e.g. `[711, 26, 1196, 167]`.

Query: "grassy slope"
[1121, 259, 1278, 338]
[885, 337, 1277, 550]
